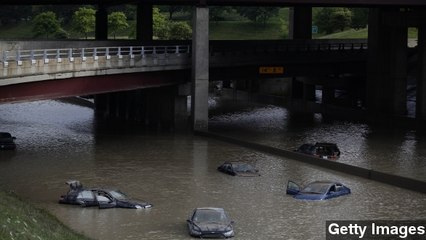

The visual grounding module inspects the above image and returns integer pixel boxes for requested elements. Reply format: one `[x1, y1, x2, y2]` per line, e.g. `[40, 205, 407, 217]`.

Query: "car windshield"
[300, 182, 330, 194]
[232, 163, 256, 173]
[193, 209, 229, 223]
[108, 190, 128, 200]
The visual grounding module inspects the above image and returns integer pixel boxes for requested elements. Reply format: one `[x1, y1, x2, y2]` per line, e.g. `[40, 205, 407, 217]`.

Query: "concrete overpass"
[1, 0, 426, 130]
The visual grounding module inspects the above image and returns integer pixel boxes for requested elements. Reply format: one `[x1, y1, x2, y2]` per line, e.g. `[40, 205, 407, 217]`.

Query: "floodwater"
[0, 99, 425, 240]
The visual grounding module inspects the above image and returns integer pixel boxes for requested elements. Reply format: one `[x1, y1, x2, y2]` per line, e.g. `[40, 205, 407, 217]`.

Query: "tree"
[350, 8, 369, 30]
[72, 7, 96, 39]
[236, 7, 279, 26]
[314, 7, 352, 34]
[33, 11, 61, 39]
[153, 7, 169, 39]
[168, 22, 192, 40]
[108, 12, 129, 39]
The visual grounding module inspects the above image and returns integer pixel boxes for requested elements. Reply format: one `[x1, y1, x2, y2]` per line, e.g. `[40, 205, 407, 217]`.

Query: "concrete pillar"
[96, 4, 108, 40]
[191, 7, 209, 131]
[291, 77, 304, 99]
[389, 20, 408, 116]
[137, 4, 153, 41]
[303, 83, 316, 102]
[417, 19, 426, 120]
[289, 7, 312, 39]
[367, 8, 407, 116]
[322, 86, 335, 104]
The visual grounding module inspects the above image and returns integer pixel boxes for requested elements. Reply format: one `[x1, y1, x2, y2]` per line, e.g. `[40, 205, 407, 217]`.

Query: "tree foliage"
[108, 12, 129, 39]
[350, 8, 369, 30]
[32, 11, 61, 39]
[236, 7, 280, 25]
[314, 7, 352, 34]
[72, 7, 96, 39]
[168, 21, 192, 40]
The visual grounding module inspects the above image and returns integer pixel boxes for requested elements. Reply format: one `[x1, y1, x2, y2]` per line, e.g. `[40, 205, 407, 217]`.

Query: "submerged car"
[187, 207, 235, 238]
[59, 180, 152, 209]
[286, 180, 351, 200]
[0, 132, 16, 150]
[217, 162, 260, 176]
[295, 142, 340, 159]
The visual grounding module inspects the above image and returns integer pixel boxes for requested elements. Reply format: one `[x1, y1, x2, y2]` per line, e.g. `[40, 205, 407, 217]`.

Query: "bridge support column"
[96, 4, 108, 40]
[367, 8, 407, 116]
[191, 6, 209, 131]
[417, 17, 426, 120]
[322, 86, 335, 104]
[137, 3, 153, 41]
[289, 7, 312, 39]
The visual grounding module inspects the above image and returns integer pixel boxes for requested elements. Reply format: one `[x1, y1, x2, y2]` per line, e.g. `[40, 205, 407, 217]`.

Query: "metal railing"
[1, 45, 191, 67]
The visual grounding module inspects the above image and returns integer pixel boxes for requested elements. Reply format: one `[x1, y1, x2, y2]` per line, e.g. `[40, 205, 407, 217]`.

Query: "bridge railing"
[1, 45, 191, 67]
[210, 40, 367, 55]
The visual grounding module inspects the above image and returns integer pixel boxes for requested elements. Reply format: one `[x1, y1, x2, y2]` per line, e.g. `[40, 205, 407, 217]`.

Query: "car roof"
[195, 207, 225, 212]
[0, 132, 12, 137]
[307, 181, 341, 186]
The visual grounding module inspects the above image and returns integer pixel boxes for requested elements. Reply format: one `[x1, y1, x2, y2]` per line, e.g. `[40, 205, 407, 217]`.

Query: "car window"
[193, 209, 228, 223]
[108, 190, 128, 200]
[77, 190, 94, 200]
[96, 195, 111, 203]
[301, 183, 330, 194]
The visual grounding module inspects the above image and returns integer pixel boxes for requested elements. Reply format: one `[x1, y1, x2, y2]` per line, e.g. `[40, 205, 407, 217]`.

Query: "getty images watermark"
[326, 221, 426, 239]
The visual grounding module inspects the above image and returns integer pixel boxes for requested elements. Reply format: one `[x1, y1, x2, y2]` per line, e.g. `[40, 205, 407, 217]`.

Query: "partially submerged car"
[187, 207, 235, 238]
[59, 180, 152, 209]
[0, 132, 16, 150]
[295, 142, 340, 159]
[286, 180, 351, 200]
[217, 162, 260, 176]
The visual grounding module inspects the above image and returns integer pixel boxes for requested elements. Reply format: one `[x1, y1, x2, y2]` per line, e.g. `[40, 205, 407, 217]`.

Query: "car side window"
[329, 185, 336, 194]
[77, 190, 94, 200]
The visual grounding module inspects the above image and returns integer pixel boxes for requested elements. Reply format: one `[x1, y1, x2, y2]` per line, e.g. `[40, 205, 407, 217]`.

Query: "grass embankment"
[0, 190, 91, 240]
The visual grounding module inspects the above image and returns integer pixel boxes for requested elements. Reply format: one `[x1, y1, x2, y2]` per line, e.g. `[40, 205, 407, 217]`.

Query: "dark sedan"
[59, 180, 152, 209]
[295, 142, 340, 159]
[0, 132, 16, 150]
[217, 162, 260, 176]
[187, 207, 235, 238]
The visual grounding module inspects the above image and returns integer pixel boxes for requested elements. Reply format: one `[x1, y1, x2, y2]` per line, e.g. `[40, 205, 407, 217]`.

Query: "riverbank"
[0, 190, 91, 240]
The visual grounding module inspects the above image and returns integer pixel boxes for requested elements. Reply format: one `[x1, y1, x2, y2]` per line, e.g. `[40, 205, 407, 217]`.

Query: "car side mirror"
[187, 219, 192, 224]
[231, 220, 235, 225]
[12, 137, 16, 140]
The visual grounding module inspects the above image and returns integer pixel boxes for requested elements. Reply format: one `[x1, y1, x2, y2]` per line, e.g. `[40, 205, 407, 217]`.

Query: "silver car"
[187, 207, 235, 238]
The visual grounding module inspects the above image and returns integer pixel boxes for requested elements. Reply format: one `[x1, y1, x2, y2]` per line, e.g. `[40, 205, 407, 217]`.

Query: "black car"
[59, 180, 152, 209]
[295, 142, 340, 159]
[187, 207, 235, 238]
[217, 161, 260, 176]
[0, 132, 16, 150]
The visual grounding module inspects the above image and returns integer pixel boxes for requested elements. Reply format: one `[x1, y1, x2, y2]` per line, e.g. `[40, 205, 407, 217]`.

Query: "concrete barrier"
[195, 130, 426, 194]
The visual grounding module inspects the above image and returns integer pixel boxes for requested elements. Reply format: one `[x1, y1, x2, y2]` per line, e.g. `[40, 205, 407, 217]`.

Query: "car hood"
[196, 222, 230, 232]
[294, 193, 326, 200]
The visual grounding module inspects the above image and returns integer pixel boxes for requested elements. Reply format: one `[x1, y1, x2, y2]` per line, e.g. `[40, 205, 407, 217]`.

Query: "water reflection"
[0, 100, 425, 240]
[209, 99, 426, 182]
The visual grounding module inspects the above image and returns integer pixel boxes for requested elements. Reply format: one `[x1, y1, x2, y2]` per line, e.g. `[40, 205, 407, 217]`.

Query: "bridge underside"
[0, 70, 189, 103]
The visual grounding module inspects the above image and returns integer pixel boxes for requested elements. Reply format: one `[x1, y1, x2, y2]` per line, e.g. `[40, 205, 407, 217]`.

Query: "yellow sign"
[259, 66, 284, 74]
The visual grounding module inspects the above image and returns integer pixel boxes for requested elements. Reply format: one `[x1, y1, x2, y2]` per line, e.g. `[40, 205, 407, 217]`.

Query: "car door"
[76, 190, 96, 206]
[286, 181, 300, 195]
[325, 185, 339, 199]
[96, 191, 116, 209]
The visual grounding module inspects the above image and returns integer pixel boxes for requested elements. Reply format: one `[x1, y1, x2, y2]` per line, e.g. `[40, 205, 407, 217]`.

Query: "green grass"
[317, 28, 368, 39]
[0, 190, 91, 240]
[0, 22, 35, 39]
[210, 21, 287, 40]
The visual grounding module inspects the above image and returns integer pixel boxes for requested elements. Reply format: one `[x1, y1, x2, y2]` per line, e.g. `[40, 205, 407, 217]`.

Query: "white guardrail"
[1, 45, 191, 67]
